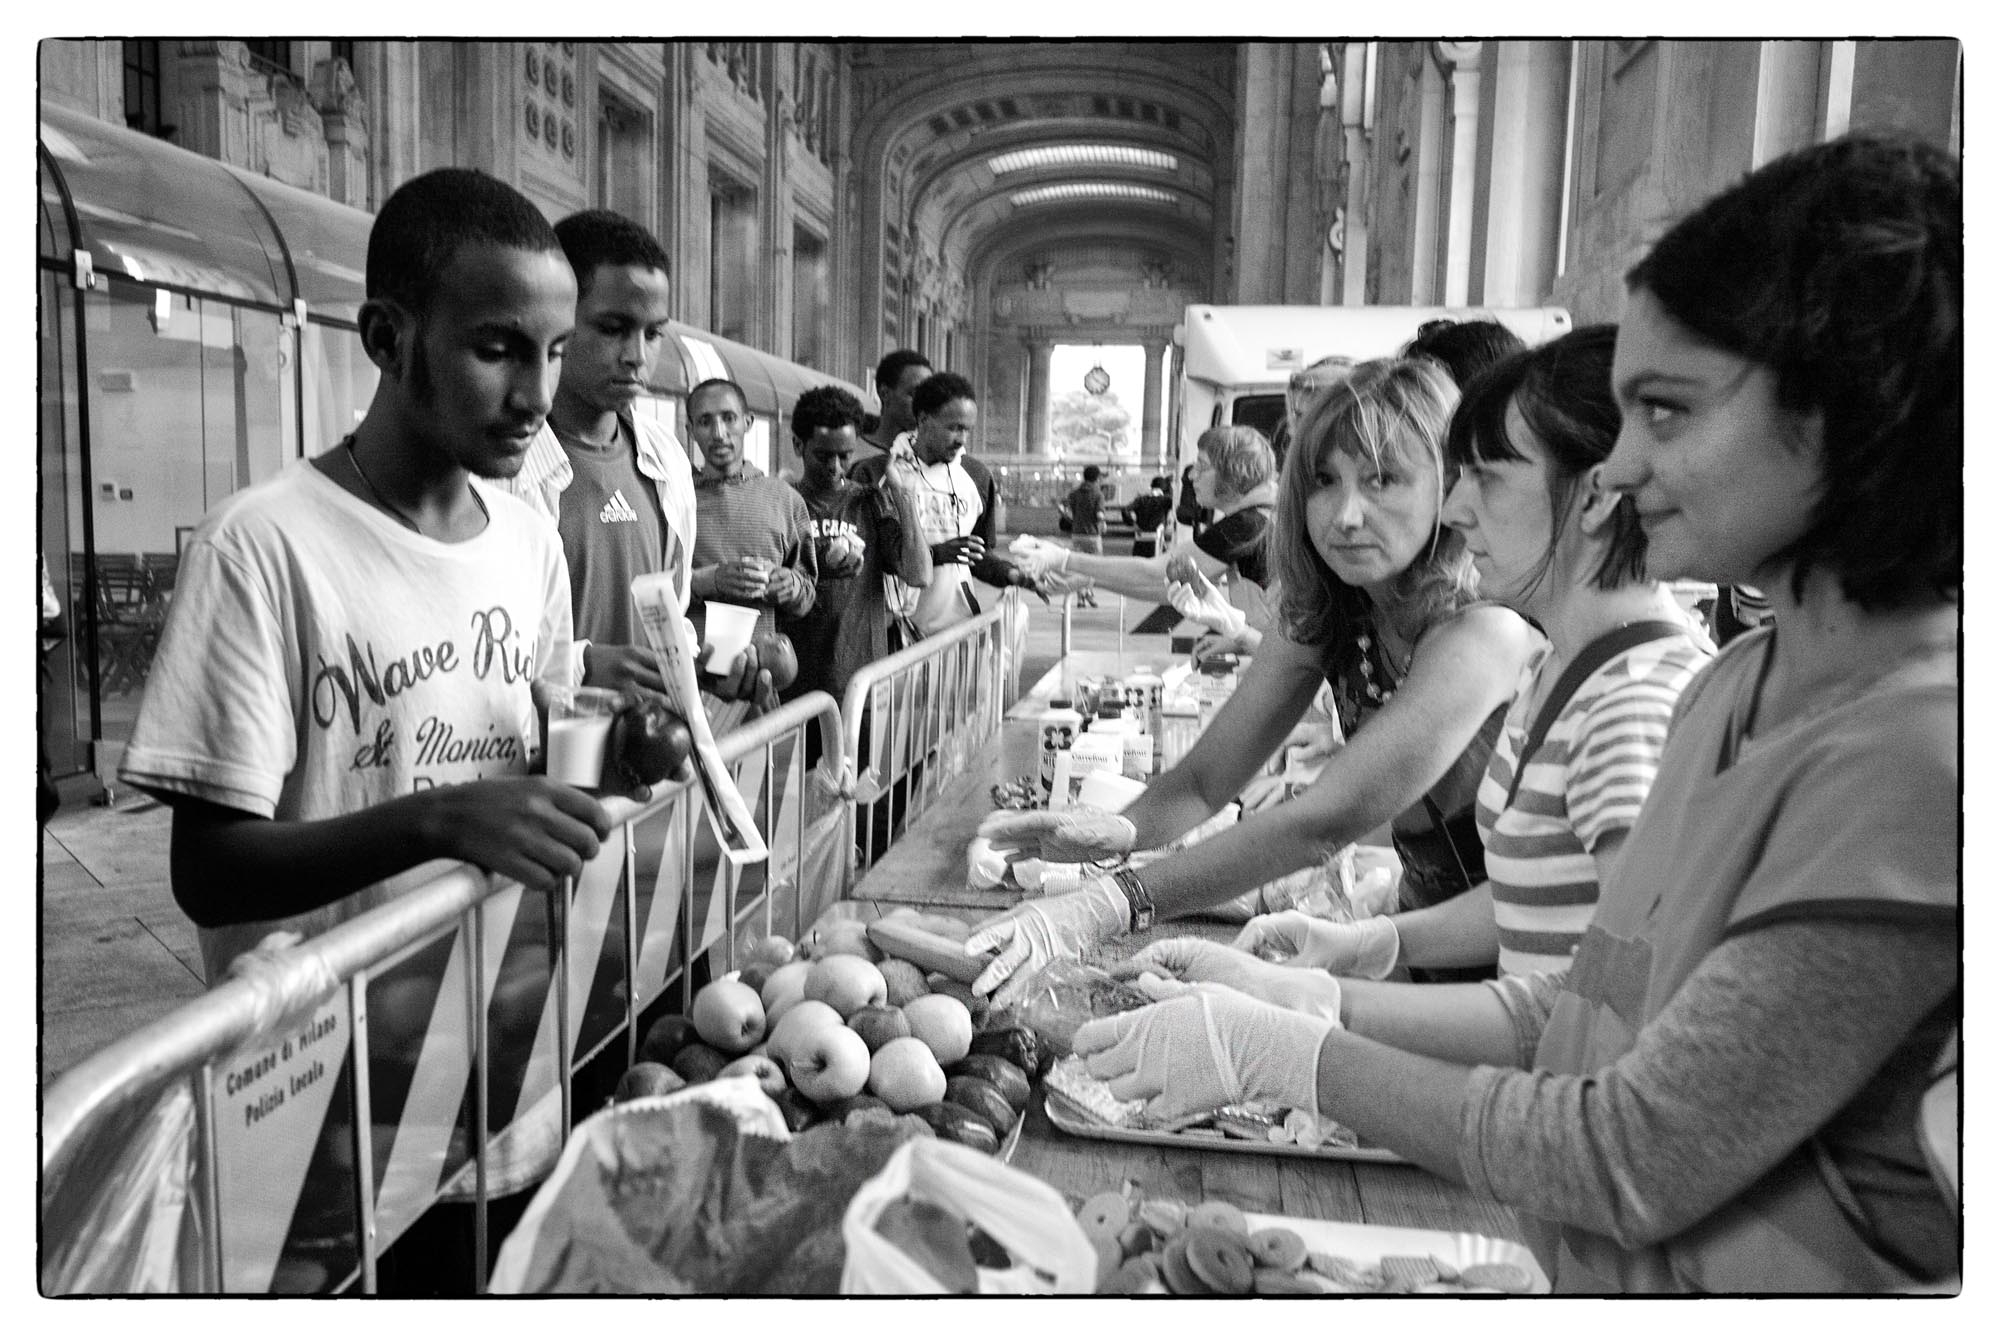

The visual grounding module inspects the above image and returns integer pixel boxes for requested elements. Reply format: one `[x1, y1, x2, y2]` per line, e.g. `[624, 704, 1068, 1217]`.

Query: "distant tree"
[1049, 390, 1133, 456]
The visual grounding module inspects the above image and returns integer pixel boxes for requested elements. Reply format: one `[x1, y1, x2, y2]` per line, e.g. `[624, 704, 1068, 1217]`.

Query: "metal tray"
[1044, 1088, 1404, 1164]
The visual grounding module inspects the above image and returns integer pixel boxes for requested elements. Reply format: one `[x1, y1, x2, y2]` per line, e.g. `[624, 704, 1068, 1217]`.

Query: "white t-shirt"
[885, 432, 978, 636]
[121, 459, 574, 977]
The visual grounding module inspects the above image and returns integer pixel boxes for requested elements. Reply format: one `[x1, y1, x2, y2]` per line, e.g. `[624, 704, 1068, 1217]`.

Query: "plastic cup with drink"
[545, 684, 623, 789]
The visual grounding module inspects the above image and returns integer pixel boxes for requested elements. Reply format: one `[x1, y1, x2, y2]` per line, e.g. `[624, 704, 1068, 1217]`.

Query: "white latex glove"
[1167, 579, 1248, 638]
[1113, 938, 1344, 1022]
[964, 877, 1131, 1007]
[1007, 534, 1071, 576]
[1231, 910, 1402, 980]
[1072, 988, 1336, 1124]
[977, 806, 1137, 864]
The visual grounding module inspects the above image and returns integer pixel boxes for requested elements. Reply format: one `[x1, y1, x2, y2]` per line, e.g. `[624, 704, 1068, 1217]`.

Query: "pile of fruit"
[1072, 1188, 1537, 1294]
[613, 911, 1047, 1155]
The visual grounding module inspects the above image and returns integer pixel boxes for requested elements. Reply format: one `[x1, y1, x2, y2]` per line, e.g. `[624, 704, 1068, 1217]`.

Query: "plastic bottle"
[1036, 698, 1084, 801]
[1124, 665, 1165, 738]
[1158, 697, 1202, 771]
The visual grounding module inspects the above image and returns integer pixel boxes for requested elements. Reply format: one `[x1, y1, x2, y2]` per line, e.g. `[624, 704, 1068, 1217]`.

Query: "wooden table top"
[846, 652, 1526, 1247]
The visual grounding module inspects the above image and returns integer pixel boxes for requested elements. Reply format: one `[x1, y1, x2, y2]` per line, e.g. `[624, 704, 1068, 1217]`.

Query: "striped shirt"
[1476, 632, 1713, 976]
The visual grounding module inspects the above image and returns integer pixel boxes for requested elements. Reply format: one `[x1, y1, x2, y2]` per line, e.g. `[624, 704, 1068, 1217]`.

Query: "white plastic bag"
[840, 1138, 1096, 1293]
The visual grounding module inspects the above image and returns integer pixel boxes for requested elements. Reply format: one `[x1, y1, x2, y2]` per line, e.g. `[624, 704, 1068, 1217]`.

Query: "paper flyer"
[630, 572, 769, 865]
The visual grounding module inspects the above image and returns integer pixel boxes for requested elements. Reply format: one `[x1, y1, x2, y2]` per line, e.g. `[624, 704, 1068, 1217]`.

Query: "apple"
[807, 920, 878, 961]
[752, 631, 799, 693]
[901, 993, 973, 1066]
[923, 974, 988, 1026]
[737, 960, 777, 995]
[669, 1041, 730, 1085]
[914, 1101, 999, 1154]
[879, 959, 930, 1007]
[612, 1062, 686, 1103]
[950, 1054, 1032, 1112]
[746, 934, 797, 968]
[817, 933, 884, 963]
[786, 1023, 871, 1105]
[868, 1036, 948, 1112]
[804, 955, 888, 1019]
[637, 1014, 701, 1066]
[720, 1052, 789, 1100]
[767, 999, 846, 1065]
[944, 1075, 1015, 1139]
[691, 978, 767, 1054]
[846, 1004, 912, 1053]
[820, 1093, 895, 1127]
[759, 960, 813, 1019]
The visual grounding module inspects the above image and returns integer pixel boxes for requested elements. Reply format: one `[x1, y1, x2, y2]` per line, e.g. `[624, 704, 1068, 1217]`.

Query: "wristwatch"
[1109, 863, 1156, 932]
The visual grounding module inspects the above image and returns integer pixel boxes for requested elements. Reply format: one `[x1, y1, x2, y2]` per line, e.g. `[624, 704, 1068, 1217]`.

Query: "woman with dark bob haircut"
[968, 357, 1541, 1003]
[1072, 135, 1959, 1293]
[1204, 326, 1713, 982]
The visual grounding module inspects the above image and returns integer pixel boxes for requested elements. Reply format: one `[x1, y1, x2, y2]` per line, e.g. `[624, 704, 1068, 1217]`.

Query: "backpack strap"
[1504, 620, 1688, 811]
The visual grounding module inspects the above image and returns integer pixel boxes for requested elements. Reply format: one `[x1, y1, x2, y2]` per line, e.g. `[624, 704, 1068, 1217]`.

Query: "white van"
[1170, 304, 1572, 473]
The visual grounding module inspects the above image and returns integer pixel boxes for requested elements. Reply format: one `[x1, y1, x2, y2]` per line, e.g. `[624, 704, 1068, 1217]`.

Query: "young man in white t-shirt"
[119, 169, 639, 1289]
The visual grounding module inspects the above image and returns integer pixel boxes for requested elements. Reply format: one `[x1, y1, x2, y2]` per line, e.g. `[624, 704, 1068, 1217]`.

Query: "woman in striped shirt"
[1231, 325, 1711, 978]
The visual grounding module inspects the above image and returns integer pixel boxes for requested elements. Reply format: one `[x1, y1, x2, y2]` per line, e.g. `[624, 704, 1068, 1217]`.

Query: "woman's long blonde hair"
[1271, 357, 1479, 649]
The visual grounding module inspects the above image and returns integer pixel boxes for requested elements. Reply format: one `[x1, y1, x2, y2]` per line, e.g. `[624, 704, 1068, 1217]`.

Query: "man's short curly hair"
[1627, 133, 1960, 609]
[553, 209, 670, 297]
[911, 371, 976, 419]
[790, 384, 865, 442]
[367, 168, 562, 316]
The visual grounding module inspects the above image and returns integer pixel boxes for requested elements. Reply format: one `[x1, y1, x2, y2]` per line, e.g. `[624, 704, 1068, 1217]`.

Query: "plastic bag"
[841, 1137, 1095, 1293]
[992, 957, 1155, 1058]
[1198, 843, 1402, 924]
[492, 1075, 929, 1294]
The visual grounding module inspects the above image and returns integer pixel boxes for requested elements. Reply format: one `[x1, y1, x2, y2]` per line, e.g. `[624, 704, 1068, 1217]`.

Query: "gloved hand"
[1112, 937, 1344, 1021]
[1231, 910, 1402, 979]
[1167, 579, 1248, 638]
[1072, 989, 1336, 1124]
[964, 876, 1131, 1007]
[977, 806, 1137, 864]
[1008, 534, 1071, 577]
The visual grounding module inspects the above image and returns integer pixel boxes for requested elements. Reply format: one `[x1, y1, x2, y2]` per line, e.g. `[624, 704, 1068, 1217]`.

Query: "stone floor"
[38, 588, 1183, 1090]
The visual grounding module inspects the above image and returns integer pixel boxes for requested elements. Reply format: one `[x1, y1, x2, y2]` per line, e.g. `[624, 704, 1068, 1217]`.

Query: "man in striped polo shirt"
[686, 377, 818, 644]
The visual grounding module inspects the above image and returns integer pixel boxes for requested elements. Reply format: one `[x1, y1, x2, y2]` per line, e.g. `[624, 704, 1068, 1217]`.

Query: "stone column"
[1024, 335, 1054, 457]
[1467, 41, 1567, 306]
[1438, 41, 1484, 306]
[1140, 338, 1168, 467]
[1229, 43, 1324, 303]
[762, 44, 790, 356]
[1338, 42, 1373, 305]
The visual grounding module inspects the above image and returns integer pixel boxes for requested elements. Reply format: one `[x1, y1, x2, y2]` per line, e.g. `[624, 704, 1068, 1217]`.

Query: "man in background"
[1128, 474, 1174, 558]
[861, 348, 933, 454]
[783, 384, 930, 708]
[687, 377, 818, 643]
[850, 371, 1042, 637]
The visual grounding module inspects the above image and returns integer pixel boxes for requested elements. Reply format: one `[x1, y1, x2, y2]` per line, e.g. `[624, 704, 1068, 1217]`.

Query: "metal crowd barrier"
[839, 589, 1019, 873]
[41, 691, 845, 1296]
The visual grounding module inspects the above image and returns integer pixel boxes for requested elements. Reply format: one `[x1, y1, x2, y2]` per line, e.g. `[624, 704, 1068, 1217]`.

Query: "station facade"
[36, 38, 1961, 788]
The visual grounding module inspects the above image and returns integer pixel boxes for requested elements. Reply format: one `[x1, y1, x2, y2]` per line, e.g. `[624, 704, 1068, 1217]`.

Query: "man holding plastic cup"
[687, 378, 818, 643]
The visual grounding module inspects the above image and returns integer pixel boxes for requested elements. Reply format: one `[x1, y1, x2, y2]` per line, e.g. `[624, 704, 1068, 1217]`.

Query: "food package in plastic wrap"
[988, 958, 1156, 1059]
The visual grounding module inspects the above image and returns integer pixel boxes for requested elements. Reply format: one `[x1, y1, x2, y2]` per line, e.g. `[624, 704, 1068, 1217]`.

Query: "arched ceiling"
[847, 42, 1237, 300]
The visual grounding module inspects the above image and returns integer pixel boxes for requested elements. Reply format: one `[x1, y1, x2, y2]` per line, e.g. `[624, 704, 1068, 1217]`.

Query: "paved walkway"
[38, 589, 1184, 1088]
